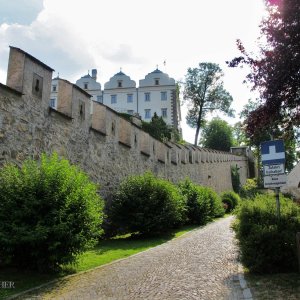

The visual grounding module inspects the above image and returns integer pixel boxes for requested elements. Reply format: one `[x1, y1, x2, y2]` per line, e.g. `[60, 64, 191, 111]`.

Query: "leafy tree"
[240, 100, 297, 173]
[228, 0, 300, 139]
[142, 112, 172, 142]
[232, 121, 248, 146]
[183, 63, 234, 146]
[200, 118, 234, 151]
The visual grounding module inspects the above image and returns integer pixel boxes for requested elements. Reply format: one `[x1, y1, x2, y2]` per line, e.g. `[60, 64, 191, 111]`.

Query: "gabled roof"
[9, 46, 55, 72]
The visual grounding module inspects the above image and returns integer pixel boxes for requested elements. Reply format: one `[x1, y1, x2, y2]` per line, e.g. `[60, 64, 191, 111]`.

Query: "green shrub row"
[0, 155, 230, 272]
[108, 172, 186, 236]
[107, 176, 225, 235]
[233, 194, 300, 273]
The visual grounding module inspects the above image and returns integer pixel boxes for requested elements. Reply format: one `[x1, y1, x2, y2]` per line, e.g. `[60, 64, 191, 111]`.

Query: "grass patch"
[245, 272, 300, 300]
[0, 224, 198, 299]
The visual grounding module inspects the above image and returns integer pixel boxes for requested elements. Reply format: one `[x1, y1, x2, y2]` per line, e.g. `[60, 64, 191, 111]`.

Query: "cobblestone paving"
[17, 216, 246, 300]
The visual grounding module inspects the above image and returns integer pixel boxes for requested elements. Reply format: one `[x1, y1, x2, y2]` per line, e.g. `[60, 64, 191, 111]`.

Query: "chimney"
[91, 69, 97, 81]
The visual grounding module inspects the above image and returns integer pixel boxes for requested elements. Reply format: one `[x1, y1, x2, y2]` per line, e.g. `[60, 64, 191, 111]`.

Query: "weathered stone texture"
[0, 47, 249, 198]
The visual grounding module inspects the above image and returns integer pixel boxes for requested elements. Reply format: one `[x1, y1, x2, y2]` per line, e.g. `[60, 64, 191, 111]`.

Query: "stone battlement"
[0, 47, 249, 197]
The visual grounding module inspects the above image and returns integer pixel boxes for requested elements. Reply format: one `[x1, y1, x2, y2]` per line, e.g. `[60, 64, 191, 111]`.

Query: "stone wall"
[0, 47, 249, 198]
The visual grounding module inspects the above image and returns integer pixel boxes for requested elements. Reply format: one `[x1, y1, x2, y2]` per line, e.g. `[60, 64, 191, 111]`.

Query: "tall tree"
[228, 0, 300, 139]
[200, 118, 234, 152]
[183, 63, 234, 146]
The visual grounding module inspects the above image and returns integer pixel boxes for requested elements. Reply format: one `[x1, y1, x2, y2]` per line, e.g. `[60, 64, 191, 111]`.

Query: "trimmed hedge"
[221, 191, 240, 213]
[233, 194, 300, 273]
[0, 153, 104, 271]
[108, 172, 186, 235]
[178, 179, 225, 225]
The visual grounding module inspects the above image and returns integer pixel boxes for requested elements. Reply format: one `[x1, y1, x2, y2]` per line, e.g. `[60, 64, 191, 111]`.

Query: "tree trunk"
[194, 104, 203, 146]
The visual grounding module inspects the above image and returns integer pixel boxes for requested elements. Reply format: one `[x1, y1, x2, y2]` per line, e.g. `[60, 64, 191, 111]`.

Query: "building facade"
[51, 68, 182, 131]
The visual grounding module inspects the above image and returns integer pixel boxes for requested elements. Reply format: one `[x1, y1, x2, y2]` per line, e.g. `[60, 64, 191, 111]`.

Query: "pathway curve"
[16, 216, 246, 300]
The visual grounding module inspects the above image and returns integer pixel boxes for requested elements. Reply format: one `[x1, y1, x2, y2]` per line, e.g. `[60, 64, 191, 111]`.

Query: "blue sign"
[261, 140, 285, 165]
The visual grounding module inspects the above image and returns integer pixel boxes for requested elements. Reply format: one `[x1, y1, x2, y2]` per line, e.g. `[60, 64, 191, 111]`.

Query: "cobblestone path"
[18, 216, 246, 300]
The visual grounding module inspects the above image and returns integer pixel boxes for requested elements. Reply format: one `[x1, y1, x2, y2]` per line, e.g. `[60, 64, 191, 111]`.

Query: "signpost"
[261, 140, 286, 218]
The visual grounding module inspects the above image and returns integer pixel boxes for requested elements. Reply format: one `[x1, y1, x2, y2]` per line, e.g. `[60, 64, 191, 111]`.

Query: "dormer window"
[84, 83, 88, 89]
[52, 85, 57, 92]
[118, 80, 122, 88]
[155, 79, 159, 85]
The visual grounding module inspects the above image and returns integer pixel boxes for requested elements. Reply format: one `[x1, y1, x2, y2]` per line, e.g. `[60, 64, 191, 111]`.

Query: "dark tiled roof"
[9, 46, 55, 72]
[115, 71, 126, 76]
[151, 68, 163, 74]
[0, 82, 23, 95]
[81, 74, 92, 79]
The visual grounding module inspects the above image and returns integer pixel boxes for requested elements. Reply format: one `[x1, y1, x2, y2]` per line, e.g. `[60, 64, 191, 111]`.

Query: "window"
[84, 83, 88, 89]
[155, 79, 159, 85]
[79, 101, 85, 120]
[127, 110, 134, 115]
[111, 95, 117, 104]
[144, 92, 150, 102]
[32, 73, 43, 98]
[161, 108, 167, 118]
[161, 91, 167, 101]
[118, 80, 122, 88]
[50, 98, 56, 108]
[145, 109, 151, 119]
[97, 95, 103, 103]
[127, 94, 133, 103]
[52, 85, 57, 92]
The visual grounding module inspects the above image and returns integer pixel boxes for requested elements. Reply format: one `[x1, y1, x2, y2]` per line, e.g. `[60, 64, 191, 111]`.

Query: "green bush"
[233, 194, 300, 273]
[178, 179, 224, 225]
[108, 172, 186, 235]
[221, 191, 241, 213]
[0, 153, 104, 271]
[240, 178, 260, 199]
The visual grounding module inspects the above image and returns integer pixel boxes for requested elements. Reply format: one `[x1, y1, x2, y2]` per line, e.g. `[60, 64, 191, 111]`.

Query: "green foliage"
[231, 165, 241, 194]
[233, 194, 300, 273]
[178, 179, 224, 225]
[118, 112, 132, 121]
[142, 113, 172, 142]
[200, 118, 234, 151]
[108, 172, 187, 235]
[239, 96, 298, 173]
[232, 121, 248, 146]
[240, 178, 260, 199]
[0, 153, 104, 271]
[220, 191, 241, 213]
[183, 62, 234, 145]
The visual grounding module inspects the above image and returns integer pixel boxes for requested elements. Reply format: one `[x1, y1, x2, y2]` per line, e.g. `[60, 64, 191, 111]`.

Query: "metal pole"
[275, 187, 280, 219]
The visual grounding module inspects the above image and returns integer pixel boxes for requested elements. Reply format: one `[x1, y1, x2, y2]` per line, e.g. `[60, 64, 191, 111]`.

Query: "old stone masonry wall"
[0, 47, 249, 198]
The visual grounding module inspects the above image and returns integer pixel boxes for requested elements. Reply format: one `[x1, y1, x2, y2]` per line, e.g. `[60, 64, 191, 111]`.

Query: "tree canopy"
[142, 113, 172, 142]
[200, 118, 234, 152]
[228, 0, 300, 139]
[183, 63, 234, 146]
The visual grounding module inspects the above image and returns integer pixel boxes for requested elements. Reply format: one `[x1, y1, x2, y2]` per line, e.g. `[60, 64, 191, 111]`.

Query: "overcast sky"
[0, 0, 266, 143]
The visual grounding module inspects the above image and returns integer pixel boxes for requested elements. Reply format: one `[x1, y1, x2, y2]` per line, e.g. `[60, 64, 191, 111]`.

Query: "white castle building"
[51, 68, 181, 131]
